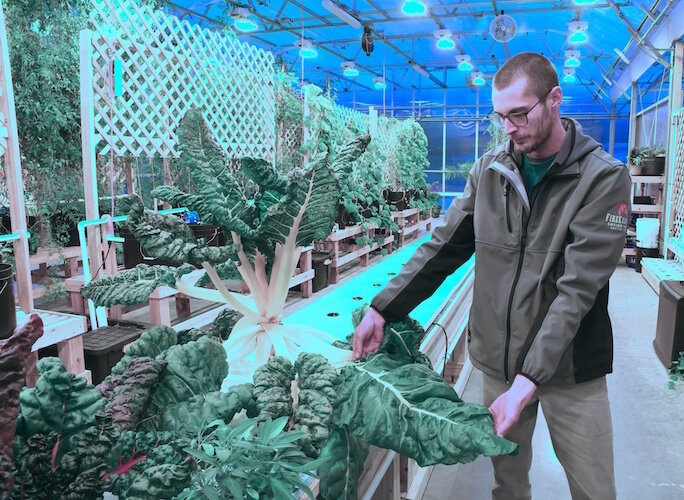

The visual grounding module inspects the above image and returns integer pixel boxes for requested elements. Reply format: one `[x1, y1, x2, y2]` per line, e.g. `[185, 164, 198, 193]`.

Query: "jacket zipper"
[504, 183, 512, 232]
[503, 179, 545, 382]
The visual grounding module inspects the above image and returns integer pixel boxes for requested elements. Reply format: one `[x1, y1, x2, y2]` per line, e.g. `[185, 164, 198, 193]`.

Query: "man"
[352, 52, 631, 500]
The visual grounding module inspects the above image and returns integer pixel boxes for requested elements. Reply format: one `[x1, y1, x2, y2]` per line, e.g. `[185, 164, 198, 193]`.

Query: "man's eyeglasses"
[486, 88, 554, 128]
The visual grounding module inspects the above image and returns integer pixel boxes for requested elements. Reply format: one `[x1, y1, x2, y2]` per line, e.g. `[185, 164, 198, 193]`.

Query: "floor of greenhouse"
[35, 235, 684, 499]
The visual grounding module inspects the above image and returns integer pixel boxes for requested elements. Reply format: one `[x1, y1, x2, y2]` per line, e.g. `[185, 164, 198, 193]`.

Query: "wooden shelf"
[632, 204, 662, 214]
[631, 175, 664, 184]
[622, 247, 636, 256]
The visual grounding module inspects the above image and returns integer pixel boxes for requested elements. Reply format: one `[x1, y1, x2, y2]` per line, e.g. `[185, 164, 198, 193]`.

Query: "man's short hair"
[493, 52, 559, 99]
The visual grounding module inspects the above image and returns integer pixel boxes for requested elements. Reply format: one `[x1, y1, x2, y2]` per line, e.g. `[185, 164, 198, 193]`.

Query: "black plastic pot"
[335, 206, 354, 229]
[433, 205, 442, 218]
[641, 156, 665, 176]
[384, 190, 407, 211]
[311, 251, 331, 293]
[0, 263, 16, 340]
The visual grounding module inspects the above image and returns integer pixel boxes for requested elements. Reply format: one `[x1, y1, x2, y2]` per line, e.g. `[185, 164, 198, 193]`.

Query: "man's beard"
[509, 113, 554, 155]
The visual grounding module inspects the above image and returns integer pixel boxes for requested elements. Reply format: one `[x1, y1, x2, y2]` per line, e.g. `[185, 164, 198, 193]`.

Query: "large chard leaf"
[334, 353, 518, 467]
[125, 196, 239, 265]
[150, 336, 228, 409]
[81, 263, 195, 307]
[310, 425, 368, 500]
[153, 108, 257, 239]
[252, 356, 295, 421]
[14, 358, 106, 457]
[0, 314, 43, 495]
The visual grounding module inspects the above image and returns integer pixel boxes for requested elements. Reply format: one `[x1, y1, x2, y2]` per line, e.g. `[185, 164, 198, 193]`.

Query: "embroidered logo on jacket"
[605, 201, 629, 232]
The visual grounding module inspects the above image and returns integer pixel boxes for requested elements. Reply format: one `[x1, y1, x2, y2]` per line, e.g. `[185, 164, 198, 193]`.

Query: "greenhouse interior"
[1, 0, 684, 498]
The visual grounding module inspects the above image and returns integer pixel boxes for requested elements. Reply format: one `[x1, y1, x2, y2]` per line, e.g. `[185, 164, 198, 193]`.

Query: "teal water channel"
[283, 234, 475, 340]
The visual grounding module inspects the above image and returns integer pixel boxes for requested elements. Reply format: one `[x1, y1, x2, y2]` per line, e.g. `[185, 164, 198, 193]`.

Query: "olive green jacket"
[371, 119, 632, 385]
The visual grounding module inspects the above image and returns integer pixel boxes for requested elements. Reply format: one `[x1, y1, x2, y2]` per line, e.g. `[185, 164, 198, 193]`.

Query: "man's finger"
[352, 327, 364, 360]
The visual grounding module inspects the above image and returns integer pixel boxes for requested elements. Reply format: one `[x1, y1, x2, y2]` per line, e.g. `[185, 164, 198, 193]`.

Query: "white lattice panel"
[331, 103, 369, 142]
[669, 109, 684, 263]
[87, 0, 275, 160]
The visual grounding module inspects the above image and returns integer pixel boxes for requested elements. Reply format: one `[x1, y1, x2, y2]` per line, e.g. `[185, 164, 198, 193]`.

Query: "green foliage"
[4, 0, 89, 232]
[14, 357, 106, 458]
[177, 417, 316, 500]
[668, 351, 684, 390]
[81, 263, 195, 307]
[292, 353, 340, 458]
[384, 118, 429, 192]
[630, 144, 666, 165]
[309, 425, 368, 500]
[445, 161, 475, 181]
[252, 356, 295, 421]
[485, 122, 507, 151]
[150, 336, 229, 410]
[334, 352, 518, 467]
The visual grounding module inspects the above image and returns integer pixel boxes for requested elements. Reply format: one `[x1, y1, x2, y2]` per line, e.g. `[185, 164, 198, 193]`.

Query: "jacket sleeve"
[520, 163, 632, 385]
[370, 160, 480, 322]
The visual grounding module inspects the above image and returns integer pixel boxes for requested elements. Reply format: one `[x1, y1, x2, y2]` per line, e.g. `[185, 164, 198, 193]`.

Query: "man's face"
[491, 77, 556, 155]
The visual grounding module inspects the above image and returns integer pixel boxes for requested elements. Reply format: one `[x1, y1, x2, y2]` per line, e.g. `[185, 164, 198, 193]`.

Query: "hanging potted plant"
[630, 145, 666, 176]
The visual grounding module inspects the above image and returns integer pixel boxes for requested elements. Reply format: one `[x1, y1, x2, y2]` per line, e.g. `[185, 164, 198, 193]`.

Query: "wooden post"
[80, 31, 103, 280]
[0, 2, 33, 313]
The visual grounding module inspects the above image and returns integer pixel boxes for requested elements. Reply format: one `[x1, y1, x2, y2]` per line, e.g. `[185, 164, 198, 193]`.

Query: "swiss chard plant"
[82, 104, 367, 384]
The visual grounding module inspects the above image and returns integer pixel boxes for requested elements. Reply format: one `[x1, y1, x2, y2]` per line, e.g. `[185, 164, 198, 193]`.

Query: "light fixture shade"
[300, 47, 318, 59]
[342, 61, 359, 77]
[562, 68, 577, 84]
[471, 72, 486, 86]
[296, 39, 318, 59]
[457, 55, 473, 72]
[564, 49, 581, 67]
[232, 8, 258, 32]
[569, 30, 588, 44]
[234, 17, 258, 32]
[402, 0, 427, 15]
[437, 37, 455, 50]
[434, 29, 455, 50]
[373, 76, 386, 89]
[573, 0, 597, 4]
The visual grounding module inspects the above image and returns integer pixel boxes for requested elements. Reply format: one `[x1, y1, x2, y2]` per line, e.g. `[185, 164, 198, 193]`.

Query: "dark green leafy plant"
[177, 417, 317, 500]
[668, 351, 684, 390]
[630, 145, 666, 166]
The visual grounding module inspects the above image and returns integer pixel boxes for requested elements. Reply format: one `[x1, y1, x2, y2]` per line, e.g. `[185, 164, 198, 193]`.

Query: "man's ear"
[549, 86, 563, 109]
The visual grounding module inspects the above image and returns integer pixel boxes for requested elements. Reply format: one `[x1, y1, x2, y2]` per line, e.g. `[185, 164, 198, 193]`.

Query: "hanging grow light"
[295, 39, 318, 59]
[434, 29, 455, 50]
[564, 49, 581, 67]
[568, 21, 588, 44]
[232, 8, 258, 32]
[342, 61, 359, 77]
[573, 0, 597, 4]
[373, 76, 386, 89]
[456, 54, 473, 72]
[562, 68, 577, 84]
[402, 0, 427, 15]
[471, 72, 486, 86]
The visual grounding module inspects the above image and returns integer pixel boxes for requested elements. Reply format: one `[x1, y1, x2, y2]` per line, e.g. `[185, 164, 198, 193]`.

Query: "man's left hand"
[489, 374, 537, 437]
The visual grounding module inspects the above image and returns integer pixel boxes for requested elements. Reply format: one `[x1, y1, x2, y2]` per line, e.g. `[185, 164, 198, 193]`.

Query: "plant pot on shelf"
[335, 205, 355, 230]
[311, 251, 331, 293]
[433, 205, 442, 218]
[0, 263, 16, 340]
[630, 163, 643, 176]
[640, 156, 665, 176]
[384, 190, 407, 211]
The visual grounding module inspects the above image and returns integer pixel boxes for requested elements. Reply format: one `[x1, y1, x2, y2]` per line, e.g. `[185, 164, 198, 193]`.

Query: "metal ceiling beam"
[610, 0, 684, 99]
[259, 2, 630, 34]
[605, 0, 670, 69]
[373, 30, 446, 88]
[165, 1, 277, 47]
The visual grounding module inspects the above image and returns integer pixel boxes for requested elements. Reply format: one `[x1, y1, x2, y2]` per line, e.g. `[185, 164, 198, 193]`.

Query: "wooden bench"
[17, 308, 90, 383]
[30, 245, 82, 279]
[318, 223, 394, 284]
[392, 209, 433, 247]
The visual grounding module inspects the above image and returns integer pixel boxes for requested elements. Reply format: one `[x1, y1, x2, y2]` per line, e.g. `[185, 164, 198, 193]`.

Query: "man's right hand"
[352, 307, 386, 360]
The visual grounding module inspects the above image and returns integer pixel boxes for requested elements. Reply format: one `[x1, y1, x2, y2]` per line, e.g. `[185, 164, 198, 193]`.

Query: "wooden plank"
[289, 269, 315, 287]
[57, 335, 86, 375]
[29, 246, 82, 266]
[149, 296, 172, 326]
[299, 247, 313, 298]
[0, 2, 33, 312]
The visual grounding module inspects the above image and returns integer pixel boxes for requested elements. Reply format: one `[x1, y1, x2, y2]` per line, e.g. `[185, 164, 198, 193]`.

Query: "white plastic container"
[636, 218, 659, 249]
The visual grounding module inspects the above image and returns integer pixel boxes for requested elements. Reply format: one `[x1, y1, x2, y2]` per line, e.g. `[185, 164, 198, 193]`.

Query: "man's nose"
[503, 117, 518, 135]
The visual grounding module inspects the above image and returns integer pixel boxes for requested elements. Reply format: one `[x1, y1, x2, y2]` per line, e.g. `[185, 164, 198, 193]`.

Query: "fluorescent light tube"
[614, 47, 630, 64]
[411, 63, 430, 78]
[322, 0, 361, 29]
